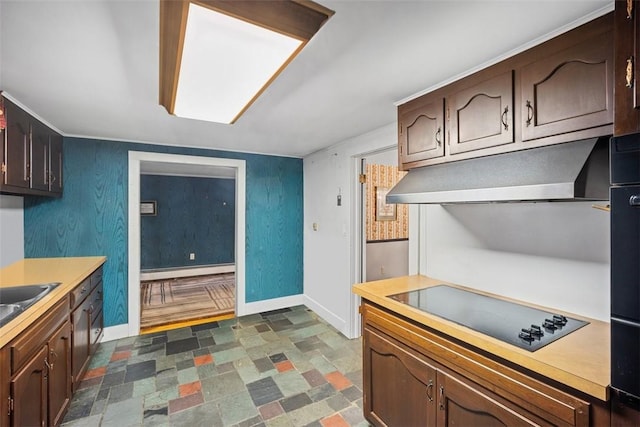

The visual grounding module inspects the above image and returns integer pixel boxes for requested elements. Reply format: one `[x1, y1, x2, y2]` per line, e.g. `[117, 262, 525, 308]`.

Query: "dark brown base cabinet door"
[10, 345, 48, 427]
[436, 371, 540, 427]
[48, 322, 71, 427]
[364, 328, 437, 426]
[520, 26, 613, 142]
[71, 300, 90, 388]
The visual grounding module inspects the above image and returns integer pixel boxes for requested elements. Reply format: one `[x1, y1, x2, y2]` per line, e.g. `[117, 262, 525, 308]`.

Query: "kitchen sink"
[0, 283, 60, 326]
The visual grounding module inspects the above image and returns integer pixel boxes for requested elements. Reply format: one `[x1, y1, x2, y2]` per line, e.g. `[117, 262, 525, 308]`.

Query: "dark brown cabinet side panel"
[10, 345, 48, 427]
[614, 0, 640, 135]
[49, 132, 63, 193]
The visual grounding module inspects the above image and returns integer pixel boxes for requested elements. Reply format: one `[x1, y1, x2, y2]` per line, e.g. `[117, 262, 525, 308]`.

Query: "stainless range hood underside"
[386, 137, 610, 204]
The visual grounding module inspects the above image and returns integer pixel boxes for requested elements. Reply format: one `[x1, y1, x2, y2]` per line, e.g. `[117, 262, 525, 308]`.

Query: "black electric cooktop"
[389, 285, 588, 352]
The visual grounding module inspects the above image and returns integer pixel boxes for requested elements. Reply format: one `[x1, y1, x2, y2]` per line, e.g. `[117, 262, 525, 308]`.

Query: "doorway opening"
[349, 147, 411, 337]
[128, 152, 246, 337]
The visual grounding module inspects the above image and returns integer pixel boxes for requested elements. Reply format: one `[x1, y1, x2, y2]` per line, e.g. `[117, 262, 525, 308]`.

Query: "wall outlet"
[189, 253, 195, 260]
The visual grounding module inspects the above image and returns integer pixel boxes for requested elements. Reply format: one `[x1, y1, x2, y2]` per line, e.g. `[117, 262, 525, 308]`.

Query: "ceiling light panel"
[160, 0, 334, 125]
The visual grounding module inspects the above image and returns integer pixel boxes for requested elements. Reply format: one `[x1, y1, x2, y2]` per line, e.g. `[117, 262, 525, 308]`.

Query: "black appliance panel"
[611, 133, 640, 185]
[611, 186, 640, 322]
[389, 285, 588, 352]
[611, 318, 640, 398]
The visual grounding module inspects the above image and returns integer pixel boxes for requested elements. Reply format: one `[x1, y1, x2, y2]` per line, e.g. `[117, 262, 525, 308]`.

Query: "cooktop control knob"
[530, 324, 544, 337]
[552, 314, 568, 326]
[519, 328, 535, 342]
[543, 319, 558, 331]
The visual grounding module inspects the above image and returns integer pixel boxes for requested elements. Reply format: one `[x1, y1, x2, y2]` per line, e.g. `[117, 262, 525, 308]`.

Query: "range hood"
[386, 137, 610, 204]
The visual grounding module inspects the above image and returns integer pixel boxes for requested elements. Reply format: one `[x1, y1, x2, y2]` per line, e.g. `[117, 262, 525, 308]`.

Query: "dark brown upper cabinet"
[1, 95, 63, 197]
[397, 12, 613, 170]
[448, 70, 514, 155]
[398, 95, 445, 167]
[520, 29, 613, 142]
[614, 0, 640, 136]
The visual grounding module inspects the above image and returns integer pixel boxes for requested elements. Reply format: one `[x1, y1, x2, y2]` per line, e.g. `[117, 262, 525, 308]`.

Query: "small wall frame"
[140, 201, 157, 216]
[375, 187, 396, 221]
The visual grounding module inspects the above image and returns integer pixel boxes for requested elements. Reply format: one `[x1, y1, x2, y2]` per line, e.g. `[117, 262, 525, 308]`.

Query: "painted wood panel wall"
[140, 175, 235, 270]
[23, 137, 303, 327]
[366, 163, 408, 241]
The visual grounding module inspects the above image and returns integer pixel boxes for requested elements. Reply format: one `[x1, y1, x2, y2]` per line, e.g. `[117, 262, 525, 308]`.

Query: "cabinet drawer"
[9, 297, 68, 375]
[70, 277, 91, 310]
[89, 281, 103, 324]
[90, 311, 103, 354]
[90, 267, 103, 288]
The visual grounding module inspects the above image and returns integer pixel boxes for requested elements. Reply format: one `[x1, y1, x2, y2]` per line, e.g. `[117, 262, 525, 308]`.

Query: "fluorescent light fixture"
[159, 0, 334, 124]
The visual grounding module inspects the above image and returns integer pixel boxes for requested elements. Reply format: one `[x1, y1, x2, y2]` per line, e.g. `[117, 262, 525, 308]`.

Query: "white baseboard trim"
[302, 295, 349, 338]
[140, 264, 235, 281]
[100, 294, 346, 342]
[101, 324, 130, 342]
[239, 294, 305, 317]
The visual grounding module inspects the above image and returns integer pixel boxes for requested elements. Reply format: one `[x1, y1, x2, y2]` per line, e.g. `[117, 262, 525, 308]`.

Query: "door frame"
[127, 151, 246, 337]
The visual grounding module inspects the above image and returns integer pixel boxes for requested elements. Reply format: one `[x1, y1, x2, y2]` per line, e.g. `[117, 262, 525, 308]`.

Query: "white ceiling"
[0, 0, 612, 159]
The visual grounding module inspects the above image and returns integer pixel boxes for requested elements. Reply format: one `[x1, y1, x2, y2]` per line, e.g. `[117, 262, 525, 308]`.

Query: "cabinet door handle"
[439, 386, 445, 410]
[435, 127, 442, 146]
[44, 357, 53, 372]
[426, 379, 434, 402]
[525, 100, 533, 126]
[630, 195, 640, 206]
[50, 348, 58, 368]
[626, 57, 634, 89]
[501, 106, 509, 130]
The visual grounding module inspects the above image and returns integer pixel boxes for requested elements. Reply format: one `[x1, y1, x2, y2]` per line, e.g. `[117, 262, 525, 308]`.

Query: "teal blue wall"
[23, 138, 303, 327]
[140, 175, 235, 270]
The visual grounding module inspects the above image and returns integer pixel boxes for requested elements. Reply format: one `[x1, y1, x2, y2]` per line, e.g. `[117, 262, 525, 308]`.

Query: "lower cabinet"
[71, 267, 103, 391]
[2, 297, 72, 427]
[362, 301, 599, 427]
[1, 264, 104, 426]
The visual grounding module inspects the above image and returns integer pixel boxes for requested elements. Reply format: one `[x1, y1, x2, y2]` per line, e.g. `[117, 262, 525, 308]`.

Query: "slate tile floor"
[61, 306, 370, 427]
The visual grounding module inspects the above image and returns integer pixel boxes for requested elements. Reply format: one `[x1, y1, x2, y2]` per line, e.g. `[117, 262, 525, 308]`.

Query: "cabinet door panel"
[49, 132, 63, 193]
[10, 345, 47, 427]
[71, 300, 91, 389]
[30, 120, 49, 191]
[4, 99, 30, 188]
[521, 31, 613, 141]
[448, 71, 514, 154]
[437, 371, 540, 427]
[364, 327, 437, 426]
[399, 97, 445, 164]
[49, 322, 71, 427]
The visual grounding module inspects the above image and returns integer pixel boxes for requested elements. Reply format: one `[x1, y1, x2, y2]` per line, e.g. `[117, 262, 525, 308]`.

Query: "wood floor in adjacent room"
[140, 273, 235, 330]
